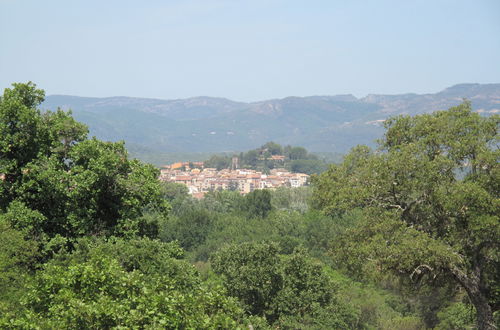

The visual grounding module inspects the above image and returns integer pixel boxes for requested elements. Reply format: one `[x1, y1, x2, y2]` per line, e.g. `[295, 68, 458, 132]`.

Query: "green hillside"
[41, 84, 500, 159]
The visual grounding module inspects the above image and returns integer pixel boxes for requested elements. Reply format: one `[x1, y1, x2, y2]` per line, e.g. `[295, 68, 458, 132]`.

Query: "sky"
[1, 0, 499, 102]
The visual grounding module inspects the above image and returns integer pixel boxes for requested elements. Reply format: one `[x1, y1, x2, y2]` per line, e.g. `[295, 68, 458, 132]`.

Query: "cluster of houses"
[159, 162, 309, 198]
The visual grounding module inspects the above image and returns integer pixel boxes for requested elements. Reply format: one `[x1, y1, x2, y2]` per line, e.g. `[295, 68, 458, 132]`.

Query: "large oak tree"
[312, 102, 499, 329]
[0, 82, 168, 241]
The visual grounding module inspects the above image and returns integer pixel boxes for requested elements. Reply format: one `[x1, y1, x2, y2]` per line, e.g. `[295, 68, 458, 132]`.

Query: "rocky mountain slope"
[41, 83, 500, 154]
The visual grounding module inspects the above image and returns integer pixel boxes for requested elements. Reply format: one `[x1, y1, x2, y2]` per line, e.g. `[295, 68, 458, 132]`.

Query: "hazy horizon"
[42, 82, 498, 103]
[1, 0, 499, 102]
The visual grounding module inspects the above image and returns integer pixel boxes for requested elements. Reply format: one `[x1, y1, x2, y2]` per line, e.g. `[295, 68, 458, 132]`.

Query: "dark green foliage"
[184, 211, 307, 262]
[0, 83, 169, 241]
[436, 302, 476, 329]
[312, 102, 499, 329]
[204, 154, 232, 170]
[162, 208, 215, 251]
[271, 186, 311, 213]
[0, 218, 38, 316]
[290, 159, 327, 175]
[211, 242, 282, 319]
[262, 141, 283, 155]
[3, 83, 497, 329]
[0, 82, 48, 207]
[15, 139, 168, 239]
[211, 242, 355, 327]
[273, 249, 335, 315]
[241, 189, 273, 218]
[1, 200, 46, 238]
[304, 210, 362, 259]
[43, 108, 88, 160]
[7, 238, 246, 329]
[161, 181, 189, 202]
[200, 190, 245, 214]
[286, 146, 309, 160]
[0, 83, 46, 160]
[244, 149, 259, 167]
[203, 141, 328, 174]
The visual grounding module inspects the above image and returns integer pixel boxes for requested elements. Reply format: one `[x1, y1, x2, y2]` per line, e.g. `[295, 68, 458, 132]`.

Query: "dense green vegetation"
[313, 101, 499, 329]
[0, 83, 246, 328]
[204, 142, 330, 174]
[1, 83, 498, 329]
[125, 142, 342, 171]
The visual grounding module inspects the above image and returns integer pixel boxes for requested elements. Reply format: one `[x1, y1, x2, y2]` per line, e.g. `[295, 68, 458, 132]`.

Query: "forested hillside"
[41, 84, 500, 162]
[1, 82, 498, 329]
[203, 142, 331, 175]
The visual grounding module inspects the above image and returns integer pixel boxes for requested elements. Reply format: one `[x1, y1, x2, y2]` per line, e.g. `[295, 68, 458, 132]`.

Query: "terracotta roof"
[175, 176, 192, 181]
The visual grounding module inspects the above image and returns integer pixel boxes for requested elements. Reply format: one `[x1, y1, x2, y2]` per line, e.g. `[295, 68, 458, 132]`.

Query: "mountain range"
[41, 83, 500, 162]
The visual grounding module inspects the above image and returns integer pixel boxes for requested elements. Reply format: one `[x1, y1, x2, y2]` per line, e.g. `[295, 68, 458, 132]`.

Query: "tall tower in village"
[231, 156, 239, 171]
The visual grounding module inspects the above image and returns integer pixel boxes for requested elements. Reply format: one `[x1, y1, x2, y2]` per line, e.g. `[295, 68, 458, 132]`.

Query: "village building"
[160, 164, 309, 197]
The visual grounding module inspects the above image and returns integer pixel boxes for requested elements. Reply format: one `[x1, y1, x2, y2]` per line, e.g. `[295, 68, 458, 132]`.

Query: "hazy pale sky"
[1, 0, 499, 101]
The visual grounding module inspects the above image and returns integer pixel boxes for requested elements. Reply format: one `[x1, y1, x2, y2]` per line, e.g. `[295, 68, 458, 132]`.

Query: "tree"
[262, 141, 283, 155]
[14, 138, 168, 239]
[204, 154, 231, 170]
[42, 108, 88, 160]
[0, 82, 48, 207]
[0, 82, 253, 328]
[0, 82, 168, 241]
[244, 150, 259, 167]
[312, 102, 499, 329]
[241, 189, 273, 218]
[201, 190, 244, 213]
[290, 158, 327, 174]
[161, 208, 214, 251]
[0, 217, 38, 316]
[211, 242, 282, 319]
[7, 238, 246, 329]
[211, 242, 355, 327]
[287, 146, 308, 160]
[436, 302, 476, 329]
[270, 186, 311, 213]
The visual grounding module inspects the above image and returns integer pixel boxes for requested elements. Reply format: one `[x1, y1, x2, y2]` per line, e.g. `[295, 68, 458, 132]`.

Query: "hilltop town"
[160, 161, 309, 198]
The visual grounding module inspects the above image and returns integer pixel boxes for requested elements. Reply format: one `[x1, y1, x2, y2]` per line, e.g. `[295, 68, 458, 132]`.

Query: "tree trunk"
[451, 267, 496, 330]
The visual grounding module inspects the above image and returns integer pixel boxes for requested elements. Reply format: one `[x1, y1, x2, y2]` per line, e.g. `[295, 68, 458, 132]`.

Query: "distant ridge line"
[41, 83, 500, 158]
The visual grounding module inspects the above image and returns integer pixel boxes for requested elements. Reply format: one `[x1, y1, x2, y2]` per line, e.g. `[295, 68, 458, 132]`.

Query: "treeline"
[1, 83, 498, 329]
[204, 142, 329, 174]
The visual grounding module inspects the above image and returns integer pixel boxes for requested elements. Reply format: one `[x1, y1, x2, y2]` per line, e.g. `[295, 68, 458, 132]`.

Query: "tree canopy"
[0, 82, 168, 242]
[203, 141, 327, 174]
[312, 101, 499, 329]
[0, 82, 252, 328]
[211, 242, 357, 328]
[2, 83, 497, 329]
